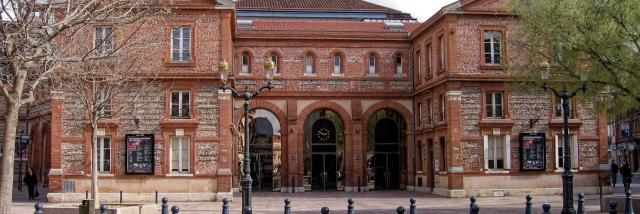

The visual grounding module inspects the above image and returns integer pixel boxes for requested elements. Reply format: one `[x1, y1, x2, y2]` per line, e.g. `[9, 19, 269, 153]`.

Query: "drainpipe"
[410, 41, 417, 191]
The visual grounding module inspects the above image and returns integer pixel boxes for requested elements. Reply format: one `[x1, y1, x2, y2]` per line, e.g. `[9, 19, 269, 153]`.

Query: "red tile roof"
[239, 20, 421, 33]
[237, 0, 401, 13]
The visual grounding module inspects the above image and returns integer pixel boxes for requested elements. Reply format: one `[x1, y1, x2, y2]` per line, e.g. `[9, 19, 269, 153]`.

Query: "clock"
[316, 127, 331, 142]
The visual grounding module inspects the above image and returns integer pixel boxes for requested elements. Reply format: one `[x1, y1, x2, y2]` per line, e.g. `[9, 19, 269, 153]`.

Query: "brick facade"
[7, 0, 609, 202]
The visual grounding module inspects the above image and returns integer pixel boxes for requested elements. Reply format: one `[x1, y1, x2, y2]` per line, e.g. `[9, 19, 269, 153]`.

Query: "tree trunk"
[91, 123, 99, 208]
[0, 102, 21, 214]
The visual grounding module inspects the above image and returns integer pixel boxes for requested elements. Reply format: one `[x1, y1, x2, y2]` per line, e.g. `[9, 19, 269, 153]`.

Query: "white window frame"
[97, 91, 112, 119]
[241, 53, 250, 73]
[427, 44, 433, 77]
[486, 92, 504, 119]
[95, 26, 113, 55]
[369, 55, 376, 74]
[555, 134, 579, 170]
[395, 55, 403, 75]
[428, 98, 434, 125]
[334, 55, 342, 74]
[483, 31, 502, 65]
[97, 137, 111, 173]
[171, 27, 191, 62]
[305, 54, 314, 74]
[483, 134, 511, 170]
[555, 98, 573, 118]
[170, 91, 190, 119]
[170, 137, 190, 173]
[440, 95, 446, 122]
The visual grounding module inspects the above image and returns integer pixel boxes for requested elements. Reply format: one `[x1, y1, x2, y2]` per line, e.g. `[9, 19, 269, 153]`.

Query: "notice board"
[519, 133, 546, 171]
[125, 134, 154, 174]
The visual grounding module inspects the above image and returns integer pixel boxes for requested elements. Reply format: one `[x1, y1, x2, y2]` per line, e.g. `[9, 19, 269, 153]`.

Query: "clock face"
[316, 127, 331, 142]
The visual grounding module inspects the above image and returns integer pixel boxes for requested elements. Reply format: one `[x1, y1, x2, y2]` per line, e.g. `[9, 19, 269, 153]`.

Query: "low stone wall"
[47, 192, 232, 203]
[43, 204, 159, 214]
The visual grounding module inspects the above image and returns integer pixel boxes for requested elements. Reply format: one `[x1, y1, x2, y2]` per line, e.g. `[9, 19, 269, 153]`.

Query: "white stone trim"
[445, 91, 462, 101]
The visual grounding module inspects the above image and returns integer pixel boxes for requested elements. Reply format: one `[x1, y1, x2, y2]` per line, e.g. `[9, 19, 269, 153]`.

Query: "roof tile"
[239, 20, 421, 33]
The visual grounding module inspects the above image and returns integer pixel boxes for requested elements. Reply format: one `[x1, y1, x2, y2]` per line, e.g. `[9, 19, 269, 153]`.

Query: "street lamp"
[218, 59, 275, 214]
[540, 59, 588, 214]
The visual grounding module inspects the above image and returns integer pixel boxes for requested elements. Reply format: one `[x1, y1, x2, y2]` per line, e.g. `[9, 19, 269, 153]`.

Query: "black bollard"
[222, 198, 230, 214]
[347, 198, 355, 214]
[120, 190, 123, 204]
[470, 197, 479, 214]
[171, 205, 180, 214]
[577, 193, 585, 214]
[525, 195, 533, 214]
[625, 191, 634, 214]
[409, 198, 416, 214]
[155, 191, 158, 204]
[610, 200, 618, 214]
[100, 204, 108, 214]
[34, 203, 44, 214]
[284, 198, 292, 214]
[244, 206, 253, 214]
[396, 206, 405, 214]
[86, 190, 88, 199]
[320, 207, 330, 214]
[162, 197, 169, 214]
[542, 203, 551, 214]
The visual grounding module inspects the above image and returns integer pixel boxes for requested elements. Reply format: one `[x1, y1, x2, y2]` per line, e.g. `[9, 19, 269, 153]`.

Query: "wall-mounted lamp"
[355, 127, 361, 133]
[289, 127, 295, 133]
[529, 118, 540, 129]
[134, 117, 140, 129]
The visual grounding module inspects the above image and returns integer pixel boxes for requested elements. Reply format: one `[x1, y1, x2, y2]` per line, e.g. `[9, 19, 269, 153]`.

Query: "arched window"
[241, 52, 251, 73]
[269, 52, 279, 74]
[333, 54, 342, 74]
[395, 55, 403, 75]
[305, 54, 314, 74]
[368, 54, 377, 74]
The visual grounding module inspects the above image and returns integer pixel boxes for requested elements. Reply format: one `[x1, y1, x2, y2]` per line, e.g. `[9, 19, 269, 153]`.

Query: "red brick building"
[11, 0, 609, 202]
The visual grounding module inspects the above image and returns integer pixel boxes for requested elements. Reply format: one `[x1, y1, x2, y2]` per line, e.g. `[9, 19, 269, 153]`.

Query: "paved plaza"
[12, 174, 640, 214]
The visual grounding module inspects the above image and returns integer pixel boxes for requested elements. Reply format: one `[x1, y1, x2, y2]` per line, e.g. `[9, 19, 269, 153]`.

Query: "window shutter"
[504, 135, 511, 169]
[483, 135, 489, 169]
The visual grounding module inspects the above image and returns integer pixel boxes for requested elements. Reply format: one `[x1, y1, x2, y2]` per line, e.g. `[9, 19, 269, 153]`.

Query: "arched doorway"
[238, 109, 282, 191]
[303, 109, 345, 191]
[366, 109, 406, 190]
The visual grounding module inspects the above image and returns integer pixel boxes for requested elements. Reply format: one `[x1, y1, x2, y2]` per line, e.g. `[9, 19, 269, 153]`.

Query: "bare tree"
[0, 0, 164, 212]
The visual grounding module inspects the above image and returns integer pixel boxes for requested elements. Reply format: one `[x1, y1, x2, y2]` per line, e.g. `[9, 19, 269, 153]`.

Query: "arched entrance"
[366, 109, 406, 190]
[303, 109, 345, 191]
[238, 109, 282, 191]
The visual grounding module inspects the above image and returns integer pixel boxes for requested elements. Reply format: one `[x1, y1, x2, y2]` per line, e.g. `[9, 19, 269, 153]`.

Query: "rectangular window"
[334, 55, 341, 74]
[171, 27, 191, 62]
[484, 31, 502, 65]
[171, 137, 190, 173]
[416, 50, 422, 80]
[97, 137, 111, 173]
[95, 26, 113, 55]
[306, 55, 314, 74]
[486, 92, 504, 119]
[427, 98, 433, 125]
[555, 97, 573, 118]
[241, 54, 250, 73]
[171, 91, 190, 119]
[417, 141, 424, 171]
[438, 35, 446, 71]
[369, 56, 376, 74]
[440, 137, 446, 171]
[440, 94, 446, 122]
[417, 102, 423, 128]
[97, 91, 111, 119]
[556, 135, 579, 169]
[396, 56, 403, 74]
[427, 43, 433, 77]
[487, 135, 504, 169]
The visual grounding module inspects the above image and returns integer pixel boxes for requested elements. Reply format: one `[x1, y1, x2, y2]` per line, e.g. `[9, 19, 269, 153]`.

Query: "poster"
[519, 133, 546, 171]
[125, 134, 154, 174]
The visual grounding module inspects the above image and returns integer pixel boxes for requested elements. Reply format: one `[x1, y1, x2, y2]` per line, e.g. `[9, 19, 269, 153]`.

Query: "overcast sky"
[366, 0, 458, 22]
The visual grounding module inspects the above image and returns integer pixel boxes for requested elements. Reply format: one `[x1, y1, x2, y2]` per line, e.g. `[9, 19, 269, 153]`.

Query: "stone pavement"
[7, 188, 622, 214]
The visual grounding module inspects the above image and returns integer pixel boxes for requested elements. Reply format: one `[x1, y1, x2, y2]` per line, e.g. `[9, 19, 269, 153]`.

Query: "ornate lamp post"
[218, 59, 275, 214]
[540, 60, 589, 214]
